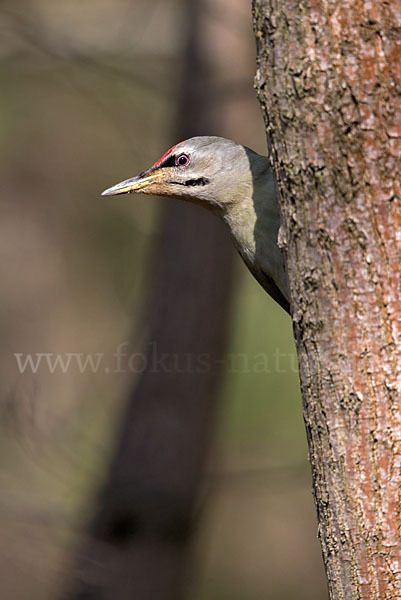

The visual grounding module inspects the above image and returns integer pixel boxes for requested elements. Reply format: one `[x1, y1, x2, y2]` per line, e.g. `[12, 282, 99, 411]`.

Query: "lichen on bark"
[252, 0, 401, 597]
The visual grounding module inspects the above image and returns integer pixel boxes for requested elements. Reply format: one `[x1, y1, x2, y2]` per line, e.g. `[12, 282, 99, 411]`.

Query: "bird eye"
[176, 153, 190, 167]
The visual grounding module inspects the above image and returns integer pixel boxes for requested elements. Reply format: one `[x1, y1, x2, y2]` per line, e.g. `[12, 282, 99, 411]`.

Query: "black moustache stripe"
[169, 177, 209, 187]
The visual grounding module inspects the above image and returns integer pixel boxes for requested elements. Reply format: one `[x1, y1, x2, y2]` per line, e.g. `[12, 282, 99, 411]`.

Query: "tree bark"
[253, 1, 401, 598]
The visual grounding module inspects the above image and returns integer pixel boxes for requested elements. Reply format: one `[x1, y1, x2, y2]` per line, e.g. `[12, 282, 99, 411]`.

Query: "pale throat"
[220, 171, 289, 301]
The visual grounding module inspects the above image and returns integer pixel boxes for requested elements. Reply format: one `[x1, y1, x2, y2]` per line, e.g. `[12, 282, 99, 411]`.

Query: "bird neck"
[220, 156, 290, 304]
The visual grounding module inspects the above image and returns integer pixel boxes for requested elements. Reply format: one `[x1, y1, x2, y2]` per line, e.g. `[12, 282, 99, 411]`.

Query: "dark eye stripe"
[152, 143, 179, 168]
[151, 154, 177, 171]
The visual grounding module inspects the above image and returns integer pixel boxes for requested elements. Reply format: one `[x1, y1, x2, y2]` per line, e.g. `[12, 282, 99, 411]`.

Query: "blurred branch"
[203, 0, 250, 36]
[0, 489, 70, 527]
[1, 5, 253, 106]
[1, 6, 174, 98]
[63, 0, 236, 598]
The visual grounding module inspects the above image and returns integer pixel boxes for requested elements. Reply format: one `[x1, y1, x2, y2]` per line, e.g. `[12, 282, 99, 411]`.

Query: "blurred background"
[0, 0, 327, 598]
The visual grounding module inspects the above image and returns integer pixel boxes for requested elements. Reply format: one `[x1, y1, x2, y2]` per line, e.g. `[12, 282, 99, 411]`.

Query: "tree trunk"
[252, 1, 401, 598]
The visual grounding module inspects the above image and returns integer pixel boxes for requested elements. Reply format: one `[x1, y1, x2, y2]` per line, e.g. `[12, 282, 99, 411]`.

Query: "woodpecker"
[102, 136, 290, 314]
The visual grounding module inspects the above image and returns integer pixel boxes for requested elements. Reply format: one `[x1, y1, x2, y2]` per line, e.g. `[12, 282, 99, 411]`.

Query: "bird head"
[102, 136, 260, 212]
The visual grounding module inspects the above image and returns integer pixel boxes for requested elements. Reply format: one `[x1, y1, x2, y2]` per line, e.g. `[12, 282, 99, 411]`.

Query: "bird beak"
[101, 171, 162, 196]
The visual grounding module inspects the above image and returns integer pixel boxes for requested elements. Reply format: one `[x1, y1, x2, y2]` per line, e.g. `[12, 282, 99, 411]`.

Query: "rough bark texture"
[252, 1, 401, 598]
